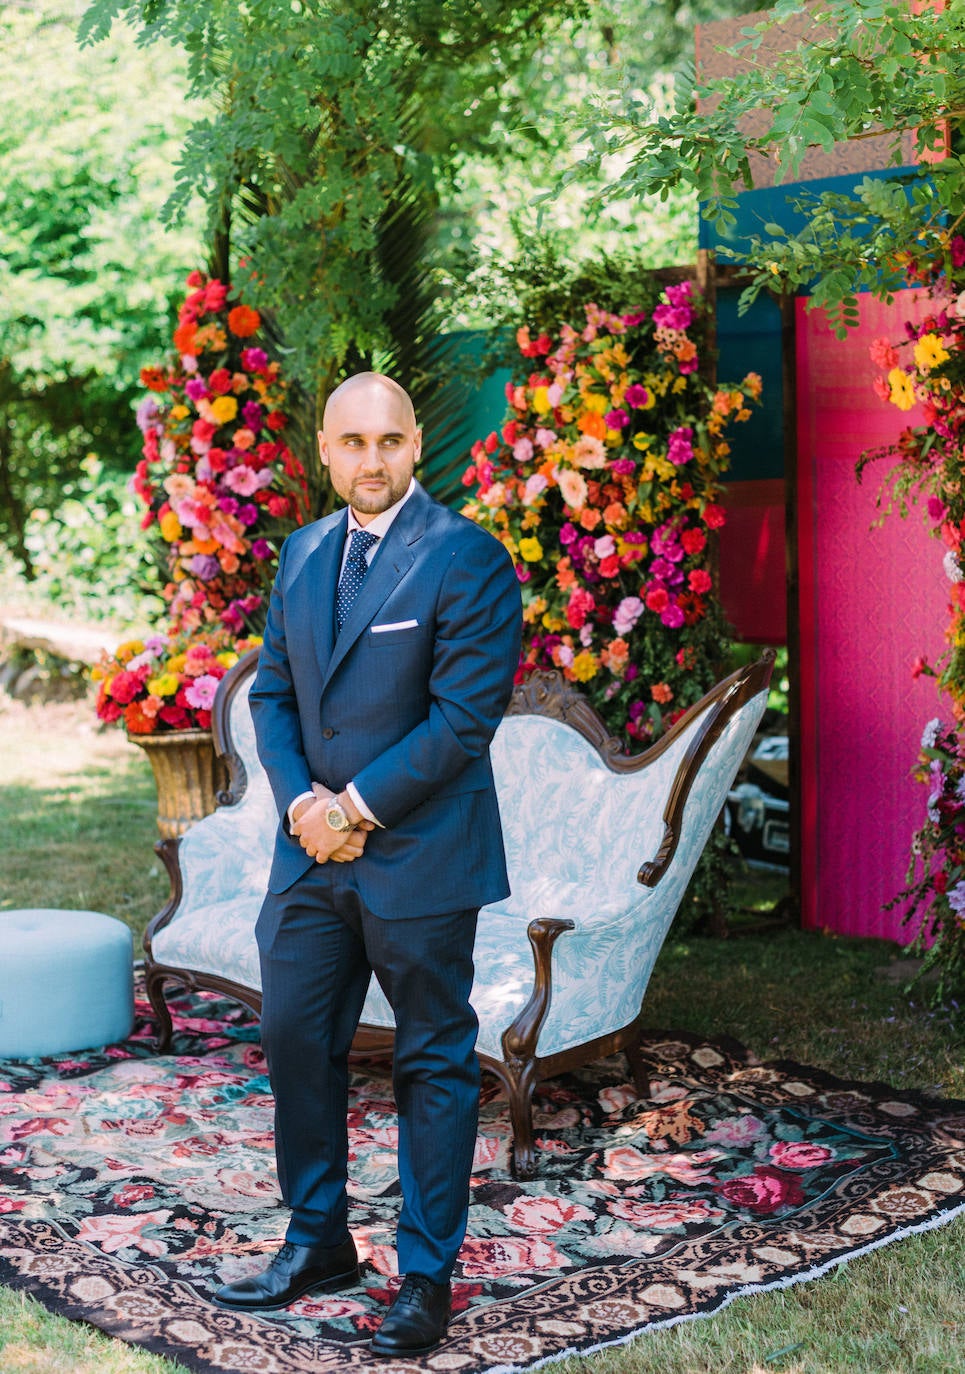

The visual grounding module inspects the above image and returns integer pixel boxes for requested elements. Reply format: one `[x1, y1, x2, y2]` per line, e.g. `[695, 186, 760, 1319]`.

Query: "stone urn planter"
[129, 730, 228, 839]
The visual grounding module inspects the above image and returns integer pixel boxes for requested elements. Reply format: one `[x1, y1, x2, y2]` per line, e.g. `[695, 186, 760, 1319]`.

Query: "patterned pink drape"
[796, 292, 946, 939]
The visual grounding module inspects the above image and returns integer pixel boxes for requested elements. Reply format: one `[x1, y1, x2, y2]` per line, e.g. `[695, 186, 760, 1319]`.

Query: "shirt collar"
[346, 476, 417, 540]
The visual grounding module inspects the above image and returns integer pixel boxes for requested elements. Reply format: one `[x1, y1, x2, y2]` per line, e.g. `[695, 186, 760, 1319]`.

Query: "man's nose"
[358, 444, 384, 469]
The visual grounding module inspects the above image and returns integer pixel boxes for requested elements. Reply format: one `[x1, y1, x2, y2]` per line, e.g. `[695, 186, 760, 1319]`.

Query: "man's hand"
[291, 788, 374, 864]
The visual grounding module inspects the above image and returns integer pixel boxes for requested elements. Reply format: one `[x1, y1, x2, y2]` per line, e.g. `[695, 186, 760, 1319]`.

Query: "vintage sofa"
[144, 649, 773, 1177]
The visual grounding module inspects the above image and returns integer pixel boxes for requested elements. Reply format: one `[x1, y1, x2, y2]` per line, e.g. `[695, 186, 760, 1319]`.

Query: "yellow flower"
[116, 639, 145, 660]
[159, 510, 182, 542]
[582, 392, 609, 415]
[147, 673, 179, 697]
[518, 537, 544, 562]
[170, 404, 190, 421]
[167, 653, 187, 673]
[887, 367, 916, 411]
[632, 433, 652, 451]
[209, 395, 238, 425]
[532, 386, 551, 414]
[913, 333, 950, 372]
[542, 613, 565, 632]
[217, 652, 239, 668]
[571, 650, 598, 682]
[672, 376, 688, 394]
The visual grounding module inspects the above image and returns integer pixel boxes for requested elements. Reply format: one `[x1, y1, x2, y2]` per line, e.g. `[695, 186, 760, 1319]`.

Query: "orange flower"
[173, 322, 198, 354]
[651, 682, 674, 704]
[228, 305, 261, 337]
[579, 507, 601, 530]
[577, 410, 607, 440]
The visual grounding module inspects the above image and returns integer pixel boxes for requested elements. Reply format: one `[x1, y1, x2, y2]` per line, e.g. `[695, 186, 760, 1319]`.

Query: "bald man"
[213, 373, 522, 1356]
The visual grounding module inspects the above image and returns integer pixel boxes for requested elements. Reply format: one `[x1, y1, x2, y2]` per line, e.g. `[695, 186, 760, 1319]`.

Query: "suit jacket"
[249, 481, 523, 917]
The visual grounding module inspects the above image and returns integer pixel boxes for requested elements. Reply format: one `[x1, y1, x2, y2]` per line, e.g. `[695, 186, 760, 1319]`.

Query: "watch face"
[326, 803, 351, 832]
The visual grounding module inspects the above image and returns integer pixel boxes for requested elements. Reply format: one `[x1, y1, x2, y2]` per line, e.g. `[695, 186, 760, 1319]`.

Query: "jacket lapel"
[307, 510, 348, 677]
[320, 486, 428, 694]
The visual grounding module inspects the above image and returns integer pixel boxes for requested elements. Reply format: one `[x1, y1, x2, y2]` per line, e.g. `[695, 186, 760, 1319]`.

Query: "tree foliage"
[0, 1, 203, 574]
[570, 0, 965, 332]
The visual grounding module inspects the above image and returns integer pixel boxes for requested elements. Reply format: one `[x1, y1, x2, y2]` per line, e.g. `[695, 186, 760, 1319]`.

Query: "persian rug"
[1, 980, 963, 1374]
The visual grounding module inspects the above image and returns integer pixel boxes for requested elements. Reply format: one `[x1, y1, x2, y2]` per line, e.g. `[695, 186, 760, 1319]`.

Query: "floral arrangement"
[93, 629, 263, 736]
[866, 229, 965, 992]
[461, 283, 761, 744]
[134, 270, 311, 638]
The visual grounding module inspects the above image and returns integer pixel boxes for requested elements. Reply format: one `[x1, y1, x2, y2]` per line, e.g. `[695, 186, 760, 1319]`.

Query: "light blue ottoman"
[0, 909, 134, 1058]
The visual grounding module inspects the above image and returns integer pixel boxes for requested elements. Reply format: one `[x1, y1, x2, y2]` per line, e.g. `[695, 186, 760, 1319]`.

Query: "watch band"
[324, 797, 353, 833]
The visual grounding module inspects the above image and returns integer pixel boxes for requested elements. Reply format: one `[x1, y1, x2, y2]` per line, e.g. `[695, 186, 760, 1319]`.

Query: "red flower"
[124, 701, 156, 734]
[208, 368, 232, 395]
[140, 366, 170, 393]
[109, 670, 145, 706]
[266, 410, 288, 431]
[703, 503, 726, 530]
[715, 1165, 804, 1214]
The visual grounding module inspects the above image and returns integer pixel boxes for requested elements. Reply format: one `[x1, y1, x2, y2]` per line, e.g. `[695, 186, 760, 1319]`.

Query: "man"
[213, 372, 522, 1356]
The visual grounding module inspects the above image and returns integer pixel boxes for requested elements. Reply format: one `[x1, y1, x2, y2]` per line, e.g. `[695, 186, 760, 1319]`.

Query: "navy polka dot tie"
[336, 528, 380, 633]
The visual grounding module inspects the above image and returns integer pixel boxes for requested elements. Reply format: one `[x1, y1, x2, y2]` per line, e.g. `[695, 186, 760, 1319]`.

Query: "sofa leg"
[505, 1061, 540, 1181]
[624, 1027, 650, 1100]
[144, 968, 175, 1053]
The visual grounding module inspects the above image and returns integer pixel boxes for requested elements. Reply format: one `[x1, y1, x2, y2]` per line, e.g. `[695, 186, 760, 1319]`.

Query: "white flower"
[943, 549, 962, 583]
[921, 717, 942, 750]
[948, 881, 965, 914]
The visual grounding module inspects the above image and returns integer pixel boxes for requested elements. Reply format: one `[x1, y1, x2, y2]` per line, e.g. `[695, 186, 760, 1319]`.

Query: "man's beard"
[346, 473, 408, 514]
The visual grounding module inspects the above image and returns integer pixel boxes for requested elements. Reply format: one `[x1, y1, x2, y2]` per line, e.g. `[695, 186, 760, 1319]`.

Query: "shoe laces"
[272, 1241, 299, 1267]
[395, 1274, 438, 1310]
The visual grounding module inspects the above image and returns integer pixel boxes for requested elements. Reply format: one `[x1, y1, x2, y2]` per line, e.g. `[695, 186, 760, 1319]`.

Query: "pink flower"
[75, 1209, 172, 1256]
[502, 1195, 594, 1232]
[184, 674, 220, 710]
[660, 603, 686, 629]
[613, 596, 644, 636]
[688, 569, 712, 594]
[458, 1235, 565, 1278]
[224, 465, 260, 495]
[869, 336, 900, 370]
[769, 1140, 834, 1169]
[534, 427, 557, 448]
[573, 436, 607, 469]
[604, 408, 629, 430]
[513, 437, 534, 462]
[566, 587, 596, 629]
[951, 235, 965, 268]
[607, 1198, 724, 1229]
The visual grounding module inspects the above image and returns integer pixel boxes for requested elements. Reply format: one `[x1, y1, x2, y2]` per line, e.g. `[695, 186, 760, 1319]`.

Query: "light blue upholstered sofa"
[145, 650, 773, 1177]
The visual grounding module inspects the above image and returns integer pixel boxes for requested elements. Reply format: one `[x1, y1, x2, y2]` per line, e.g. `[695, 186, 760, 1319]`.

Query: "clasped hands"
[290, 783, 375, 864]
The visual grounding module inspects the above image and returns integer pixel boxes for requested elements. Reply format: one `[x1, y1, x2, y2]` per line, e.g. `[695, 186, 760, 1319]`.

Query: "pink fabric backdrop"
[796, 292, 946, 940]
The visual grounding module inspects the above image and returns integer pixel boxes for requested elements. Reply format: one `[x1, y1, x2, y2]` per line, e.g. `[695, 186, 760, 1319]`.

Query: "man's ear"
[413, 427, 423, 462]
[317, 430, 329, 467]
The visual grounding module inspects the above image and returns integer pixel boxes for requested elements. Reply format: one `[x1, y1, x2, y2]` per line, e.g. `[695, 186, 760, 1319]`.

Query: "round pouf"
[0, 909, 134, 1058]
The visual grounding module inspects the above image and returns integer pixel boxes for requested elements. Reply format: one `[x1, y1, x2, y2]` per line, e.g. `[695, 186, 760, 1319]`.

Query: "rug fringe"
[484, 1200, 965, 1374]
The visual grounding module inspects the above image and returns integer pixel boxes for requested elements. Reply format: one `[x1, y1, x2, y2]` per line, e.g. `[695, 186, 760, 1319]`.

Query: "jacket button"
[322, 727, 335, 740]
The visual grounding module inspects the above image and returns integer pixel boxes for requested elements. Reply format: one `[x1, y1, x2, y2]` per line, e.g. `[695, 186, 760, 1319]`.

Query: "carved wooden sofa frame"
[145, 650, 774, 1178]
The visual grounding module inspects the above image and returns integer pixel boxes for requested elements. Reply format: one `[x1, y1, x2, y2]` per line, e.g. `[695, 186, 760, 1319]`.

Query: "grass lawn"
[1, 693, 963, 1374]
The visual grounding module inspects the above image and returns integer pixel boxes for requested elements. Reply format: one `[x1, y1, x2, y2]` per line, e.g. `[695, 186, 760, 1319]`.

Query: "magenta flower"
[604, 408, 629, 430]
[251, 539, 272, 560]
[240, 347, 269, 371]
[624, 384, 650, 408]
[660, 603, 686, 628]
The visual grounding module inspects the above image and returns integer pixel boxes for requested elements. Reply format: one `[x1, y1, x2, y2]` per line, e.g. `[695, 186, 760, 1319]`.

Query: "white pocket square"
[371, 619, 419, 633]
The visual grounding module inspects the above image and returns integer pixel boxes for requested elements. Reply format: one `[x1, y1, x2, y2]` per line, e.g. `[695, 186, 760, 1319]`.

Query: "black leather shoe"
[213, 1237, 359, 1311]
[371, 1273, 452, 1356]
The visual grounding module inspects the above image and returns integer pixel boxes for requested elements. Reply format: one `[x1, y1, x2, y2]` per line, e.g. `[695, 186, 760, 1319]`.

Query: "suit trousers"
[255, 860, 480, 1284]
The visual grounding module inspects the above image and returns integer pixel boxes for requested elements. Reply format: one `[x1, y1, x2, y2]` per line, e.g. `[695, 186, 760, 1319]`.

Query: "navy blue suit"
[250, 482, 522, 1281]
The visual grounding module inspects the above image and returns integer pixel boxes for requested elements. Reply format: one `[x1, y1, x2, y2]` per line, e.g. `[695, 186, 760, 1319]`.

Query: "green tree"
[567, 0, 965, 331]
[0, 1, 203, 573]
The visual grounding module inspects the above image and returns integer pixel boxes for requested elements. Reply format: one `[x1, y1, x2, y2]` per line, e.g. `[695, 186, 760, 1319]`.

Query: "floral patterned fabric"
[152, 673, 767, 1061]
[1, 984, 963, 1374]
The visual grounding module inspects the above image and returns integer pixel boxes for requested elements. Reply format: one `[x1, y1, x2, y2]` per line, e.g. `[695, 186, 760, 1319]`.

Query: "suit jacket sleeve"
[350, 531, 522, 829]
[249, 537, 314, 819]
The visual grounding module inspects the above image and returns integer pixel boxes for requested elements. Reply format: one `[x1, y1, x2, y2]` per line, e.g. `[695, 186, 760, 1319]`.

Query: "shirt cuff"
[347, 781, 382, 828]
[286, 790, 317, 829]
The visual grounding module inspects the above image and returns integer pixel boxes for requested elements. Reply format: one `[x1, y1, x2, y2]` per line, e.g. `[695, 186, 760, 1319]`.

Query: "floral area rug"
[1, 979, 963, 1374]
